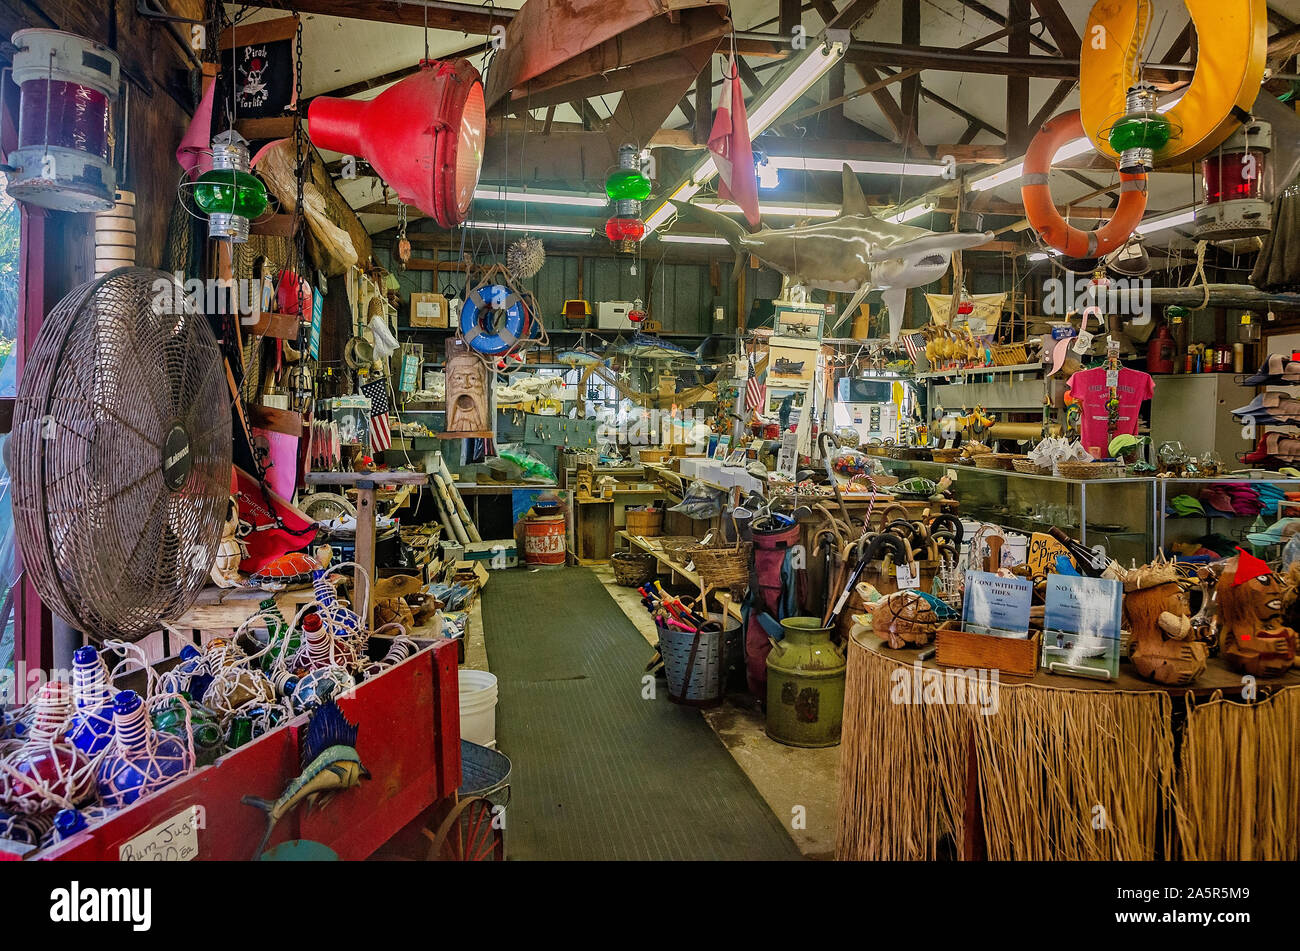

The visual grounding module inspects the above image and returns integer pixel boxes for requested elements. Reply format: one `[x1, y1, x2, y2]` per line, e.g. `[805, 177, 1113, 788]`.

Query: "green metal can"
[765, 617, 846, 748]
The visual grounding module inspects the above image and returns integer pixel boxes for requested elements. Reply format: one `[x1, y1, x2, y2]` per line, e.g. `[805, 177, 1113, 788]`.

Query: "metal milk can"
[764, 617, 846, 748]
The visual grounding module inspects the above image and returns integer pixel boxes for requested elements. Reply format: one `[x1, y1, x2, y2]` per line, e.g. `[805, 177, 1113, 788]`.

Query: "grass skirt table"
[836, 630, 1300, 860]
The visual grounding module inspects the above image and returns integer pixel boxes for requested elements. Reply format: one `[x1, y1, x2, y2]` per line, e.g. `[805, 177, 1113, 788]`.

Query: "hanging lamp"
[605, 144, 650, 254]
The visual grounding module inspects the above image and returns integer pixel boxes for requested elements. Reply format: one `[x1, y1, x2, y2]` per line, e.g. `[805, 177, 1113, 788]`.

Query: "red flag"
[708, 57, 761, 229]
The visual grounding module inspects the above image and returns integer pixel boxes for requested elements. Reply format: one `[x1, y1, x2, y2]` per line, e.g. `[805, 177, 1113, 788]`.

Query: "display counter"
[877, 458, 1157, 565]
[837, 630, 1300, 861]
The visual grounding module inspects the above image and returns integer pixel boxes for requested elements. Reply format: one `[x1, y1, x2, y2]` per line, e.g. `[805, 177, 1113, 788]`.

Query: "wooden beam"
[694, 60, 712, 146]
[900, 1, 921, 143]
[954, 0, 1060, 54]
[251, 0, 509, 35]
[851, 62, 920, 146]
[779, 0, 802, 37]
[1005, 0, 1032, 154]
[1027, 0, 1081, 58]
[779, 20, 1033, 126]
[1028, 79, 1075, 132]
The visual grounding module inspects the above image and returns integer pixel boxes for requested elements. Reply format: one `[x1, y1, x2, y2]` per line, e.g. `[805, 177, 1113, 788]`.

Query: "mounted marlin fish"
[241, 700, 369, 858]
[671, 164, 993, 343]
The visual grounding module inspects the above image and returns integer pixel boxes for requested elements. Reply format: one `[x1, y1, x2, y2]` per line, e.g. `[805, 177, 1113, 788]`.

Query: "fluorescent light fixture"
[1134, 209, 1196, 236]
[464, 220, 593, 236]
[768, 155, 947, 177]
[645, 178, 703, 231]
[696, 200, 839, 218]
[969, 137, 1095, 192]
[884, 202, 934, 224]
[472, 187, 606, 208]
[659, 234, 732, 245]
[645, 36, 846, 234]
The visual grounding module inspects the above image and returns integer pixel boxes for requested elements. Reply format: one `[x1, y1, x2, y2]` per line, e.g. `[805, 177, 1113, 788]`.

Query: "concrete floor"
[463, 565, 839, 859]
[593, 566, 840, 860]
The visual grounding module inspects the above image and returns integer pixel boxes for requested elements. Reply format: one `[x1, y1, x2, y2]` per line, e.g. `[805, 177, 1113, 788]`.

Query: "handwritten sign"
[118, 806, 202, 861]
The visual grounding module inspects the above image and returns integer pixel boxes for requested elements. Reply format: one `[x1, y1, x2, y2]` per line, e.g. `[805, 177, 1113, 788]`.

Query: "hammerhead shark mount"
[672, 164, 993, 344]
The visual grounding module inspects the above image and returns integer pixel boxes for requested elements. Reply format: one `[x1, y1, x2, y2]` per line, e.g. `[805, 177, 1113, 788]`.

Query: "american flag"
[902, 331, 925, 366]
[744, 354, 765, 413]
[363, 376, 392, 452]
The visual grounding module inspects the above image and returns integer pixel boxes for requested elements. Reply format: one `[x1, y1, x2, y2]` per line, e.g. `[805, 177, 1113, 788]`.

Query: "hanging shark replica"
[671, 164, 993, 342]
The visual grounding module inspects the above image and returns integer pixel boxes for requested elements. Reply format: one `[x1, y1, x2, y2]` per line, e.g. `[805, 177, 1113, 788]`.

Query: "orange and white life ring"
[1021, 109, 1147, 260]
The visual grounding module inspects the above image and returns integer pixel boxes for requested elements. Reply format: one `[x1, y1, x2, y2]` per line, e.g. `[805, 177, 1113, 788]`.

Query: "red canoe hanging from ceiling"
[484, 0, 731, 148]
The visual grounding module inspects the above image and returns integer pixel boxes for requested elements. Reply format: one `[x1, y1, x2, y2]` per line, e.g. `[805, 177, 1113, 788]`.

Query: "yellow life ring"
[1079, 0, 1268, 165]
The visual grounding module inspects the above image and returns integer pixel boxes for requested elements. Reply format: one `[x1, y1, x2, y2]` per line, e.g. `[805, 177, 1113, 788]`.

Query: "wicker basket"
[991, 343, 1027, 366]
[973, 453, 1018, 471]
[930, 447, 963, 463]
[1012, 458, 1052, 475]
[684, 516, 750, 592]
[638, 447, 669, 465]
[1056, 460, 1124, 480]
[611, 550, 657, 587]
[625, 507, 663, 537]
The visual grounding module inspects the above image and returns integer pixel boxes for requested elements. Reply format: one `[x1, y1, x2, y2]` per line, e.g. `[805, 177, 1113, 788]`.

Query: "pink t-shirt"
[1067, 366, 1154, 459]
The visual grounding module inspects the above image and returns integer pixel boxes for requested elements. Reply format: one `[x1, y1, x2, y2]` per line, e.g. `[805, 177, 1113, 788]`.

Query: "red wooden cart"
[29, 638, 465, 861]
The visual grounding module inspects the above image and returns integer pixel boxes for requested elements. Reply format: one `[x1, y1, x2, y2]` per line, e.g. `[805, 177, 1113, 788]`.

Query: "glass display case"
[1158, 477, 1300, 557]
[877, 458, 1158, 565]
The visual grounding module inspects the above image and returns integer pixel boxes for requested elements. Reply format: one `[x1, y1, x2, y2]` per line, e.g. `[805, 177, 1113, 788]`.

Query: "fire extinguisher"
[1147, 321, 1176, 374]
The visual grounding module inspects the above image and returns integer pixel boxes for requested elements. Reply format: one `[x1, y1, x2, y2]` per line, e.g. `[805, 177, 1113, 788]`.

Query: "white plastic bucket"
[459, 669, 499, 748]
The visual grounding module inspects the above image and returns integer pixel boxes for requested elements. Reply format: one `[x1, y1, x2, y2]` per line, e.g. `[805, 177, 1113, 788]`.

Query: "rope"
[1185, 239, 1211, 311]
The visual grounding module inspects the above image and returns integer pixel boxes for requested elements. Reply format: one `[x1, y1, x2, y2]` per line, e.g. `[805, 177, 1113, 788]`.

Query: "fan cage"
[10, 267, 233, 640]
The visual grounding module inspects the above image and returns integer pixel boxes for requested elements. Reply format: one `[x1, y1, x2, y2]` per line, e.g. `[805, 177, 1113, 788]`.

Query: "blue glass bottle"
[67, 646, 114, 756]
[95, 691, 191, 808]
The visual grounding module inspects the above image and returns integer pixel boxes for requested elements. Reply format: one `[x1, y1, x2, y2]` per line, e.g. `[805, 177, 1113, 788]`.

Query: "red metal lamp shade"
[307, 59, 485, 228]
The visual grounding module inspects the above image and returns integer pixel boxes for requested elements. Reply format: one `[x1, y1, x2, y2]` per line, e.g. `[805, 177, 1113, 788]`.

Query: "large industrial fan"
[9, 267, 232, 640]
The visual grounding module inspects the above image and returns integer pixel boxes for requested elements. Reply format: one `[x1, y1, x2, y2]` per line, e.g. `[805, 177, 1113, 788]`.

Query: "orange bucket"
[523, 514, 567, 566]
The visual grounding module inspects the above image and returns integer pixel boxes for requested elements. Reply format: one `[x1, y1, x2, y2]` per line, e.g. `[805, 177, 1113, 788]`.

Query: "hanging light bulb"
[187, 131, 269, 243]
[605, 144, 649, 254]
[1106, 84, 1173, 174]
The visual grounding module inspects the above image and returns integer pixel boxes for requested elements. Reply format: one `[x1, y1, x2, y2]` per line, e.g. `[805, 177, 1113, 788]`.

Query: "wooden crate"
[935, 621, 1040, 678]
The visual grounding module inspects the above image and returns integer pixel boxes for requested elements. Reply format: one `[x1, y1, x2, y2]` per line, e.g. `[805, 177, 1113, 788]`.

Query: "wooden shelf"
[616, 530, 742, 621]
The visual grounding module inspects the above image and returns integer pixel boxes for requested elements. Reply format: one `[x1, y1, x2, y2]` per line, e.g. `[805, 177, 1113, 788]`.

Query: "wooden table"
[306, 471, 430, 629]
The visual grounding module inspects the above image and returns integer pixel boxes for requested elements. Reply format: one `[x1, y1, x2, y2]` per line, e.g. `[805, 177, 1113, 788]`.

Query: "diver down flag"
[708, 57, 761, 229]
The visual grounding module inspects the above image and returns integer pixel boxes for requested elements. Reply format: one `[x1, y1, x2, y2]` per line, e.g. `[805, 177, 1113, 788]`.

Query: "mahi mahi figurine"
[671, 164, 993, 343]
[242, 700, 369, 858]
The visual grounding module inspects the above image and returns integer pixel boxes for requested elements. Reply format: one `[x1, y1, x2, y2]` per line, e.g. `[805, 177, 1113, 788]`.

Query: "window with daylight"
[0, 172, 18, 681]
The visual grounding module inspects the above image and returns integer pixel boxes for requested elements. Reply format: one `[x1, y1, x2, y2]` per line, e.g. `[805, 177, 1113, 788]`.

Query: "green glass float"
[152, 698, 224, 766]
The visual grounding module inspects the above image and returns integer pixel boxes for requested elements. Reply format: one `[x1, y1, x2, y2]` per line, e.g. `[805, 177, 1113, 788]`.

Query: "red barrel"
[523, 514, 567, 566]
